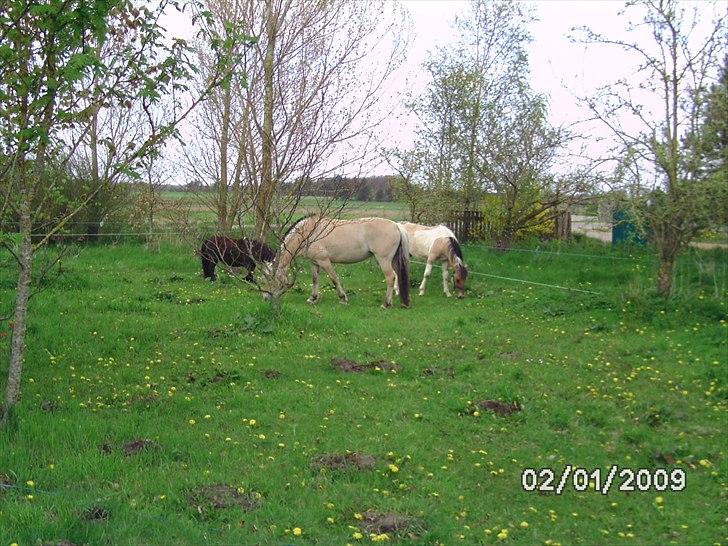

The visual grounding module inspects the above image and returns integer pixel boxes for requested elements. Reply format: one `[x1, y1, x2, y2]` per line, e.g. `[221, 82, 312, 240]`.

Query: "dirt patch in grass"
[122, 438, 161, 456]
[471, 400, 522, 417]
[311, 452, 376, 471]
[421, 366, 454, 378]
[0, 472, 15, 486]
[83, 506, 110, 521]
[263, 369, 281, 379]
[41, 400, 59, 412]
[99, 442, 113, 455]
[653, 450, 676, 465]
[499, 351, 521, 359]
[188, 484, 261, 516]
[358, 510, 425, 537]
[331, 358, 401, 373]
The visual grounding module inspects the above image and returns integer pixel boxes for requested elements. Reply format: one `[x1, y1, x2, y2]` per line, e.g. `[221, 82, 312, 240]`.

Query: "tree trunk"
[657, 253, 676, 296]
[496, 228, 514, 251]
[255, 0, 276, 241]
[147, 174, 158, 251]
[2, 199, 33, 426]
[555, 211, 571, 240]
[218, 81, 232, 234]
[88, 106, 101, 243]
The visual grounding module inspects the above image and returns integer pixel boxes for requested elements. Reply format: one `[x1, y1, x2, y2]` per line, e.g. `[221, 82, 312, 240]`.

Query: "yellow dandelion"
[388, 464, 399, 473]
[353, 531, 364, 539]
[520, 521, 529, 528]
[354, 512, 364, 520]
[26, 480, 35, 487]
[293, 527, 302, 536]
[497, 528, 509, 540]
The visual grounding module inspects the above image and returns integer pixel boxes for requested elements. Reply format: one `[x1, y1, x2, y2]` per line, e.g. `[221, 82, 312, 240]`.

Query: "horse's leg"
[442, 260, 452, 297]
[393, 272, 399, 296]
[419, 260, 433, 296]
[318, 259, 347, 304]
[308, 263, 321, 304]
[375, 255, 396, 308]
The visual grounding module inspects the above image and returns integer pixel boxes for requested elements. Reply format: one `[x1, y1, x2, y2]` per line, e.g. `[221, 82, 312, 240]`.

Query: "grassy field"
[0, 240, 726, 545]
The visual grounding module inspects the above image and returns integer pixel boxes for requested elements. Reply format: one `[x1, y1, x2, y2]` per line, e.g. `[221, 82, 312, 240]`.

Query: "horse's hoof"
[307, 297, 318, 305]
[339, 299, 348, 305]
[418, 291, 425, 296]
[380, 304, 391, 309]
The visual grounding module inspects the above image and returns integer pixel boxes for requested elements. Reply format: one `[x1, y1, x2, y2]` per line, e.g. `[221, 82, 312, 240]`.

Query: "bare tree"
[574, 0, 727, 296]
[184, 0, 410, 238]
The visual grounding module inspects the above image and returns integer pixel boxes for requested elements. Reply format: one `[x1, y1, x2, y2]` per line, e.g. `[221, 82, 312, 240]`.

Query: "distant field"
[157, 191, 408, 222]
[0, 240, 726, 544]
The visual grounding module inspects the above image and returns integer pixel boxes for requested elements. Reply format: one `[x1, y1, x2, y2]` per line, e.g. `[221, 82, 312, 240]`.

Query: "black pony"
[200, 235, 276, 282]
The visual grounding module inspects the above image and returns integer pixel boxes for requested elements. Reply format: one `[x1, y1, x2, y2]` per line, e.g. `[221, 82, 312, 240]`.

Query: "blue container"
[612, 210, 648, 245]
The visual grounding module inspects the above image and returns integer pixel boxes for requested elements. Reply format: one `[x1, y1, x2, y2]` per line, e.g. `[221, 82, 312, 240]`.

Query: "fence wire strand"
[410, 259, 602, 295]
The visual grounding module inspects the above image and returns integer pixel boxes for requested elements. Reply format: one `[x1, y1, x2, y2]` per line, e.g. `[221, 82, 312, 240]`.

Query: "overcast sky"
[162, 0, 723, 178]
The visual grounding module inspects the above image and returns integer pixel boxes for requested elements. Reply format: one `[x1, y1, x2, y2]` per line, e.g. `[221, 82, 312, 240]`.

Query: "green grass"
[0, 241, 726, 545]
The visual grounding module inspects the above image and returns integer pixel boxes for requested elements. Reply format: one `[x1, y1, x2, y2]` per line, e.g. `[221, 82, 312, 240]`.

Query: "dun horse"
[398, 222, 468, 298]
[200, 235, 275, 282]
[273, 216, 410, 307]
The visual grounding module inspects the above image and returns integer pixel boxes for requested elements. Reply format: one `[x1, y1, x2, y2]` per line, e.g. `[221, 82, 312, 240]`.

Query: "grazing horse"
[200, 235, 275, 282]
[398, 222, 468, 298]
[273, 216, 410, 307]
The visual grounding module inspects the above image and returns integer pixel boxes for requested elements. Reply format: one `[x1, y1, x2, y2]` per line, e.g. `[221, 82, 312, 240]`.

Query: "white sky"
[161, 0, 723, 179]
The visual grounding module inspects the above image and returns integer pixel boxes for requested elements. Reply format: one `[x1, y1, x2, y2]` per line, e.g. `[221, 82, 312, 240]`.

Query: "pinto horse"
[272, 216, 410, 307]
[398, 222, 468, 298]
[200, 235, 275, 282]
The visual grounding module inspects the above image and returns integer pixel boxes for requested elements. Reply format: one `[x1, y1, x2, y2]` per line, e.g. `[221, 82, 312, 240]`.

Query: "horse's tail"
[394, 224, 411, 307]
[448, 236, 468, 280]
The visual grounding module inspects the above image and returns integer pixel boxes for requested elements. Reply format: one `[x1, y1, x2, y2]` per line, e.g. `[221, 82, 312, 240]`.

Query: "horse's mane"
[281, 215, 314, 240]
[447, 237, 468, 280]
[447, 236, 464, 261]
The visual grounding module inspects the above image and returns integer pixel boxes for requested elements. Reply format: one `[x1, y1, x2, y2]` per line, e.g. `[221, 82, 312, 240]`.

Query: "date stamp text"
[521, 466, 686, 495]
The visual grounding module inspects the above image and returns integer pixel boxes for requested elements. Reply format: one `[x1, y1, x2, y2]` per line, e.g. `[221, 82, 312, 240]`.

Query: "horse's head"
[261, 260, 274, 277]
[454, 262, 468, 299]
[260, 261, 294, 301]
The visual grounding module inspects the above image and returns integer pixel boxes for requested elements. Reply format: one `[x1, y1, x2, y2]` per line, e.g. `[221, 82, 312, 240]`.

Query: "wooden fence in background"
[446, 210, 484, 242]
